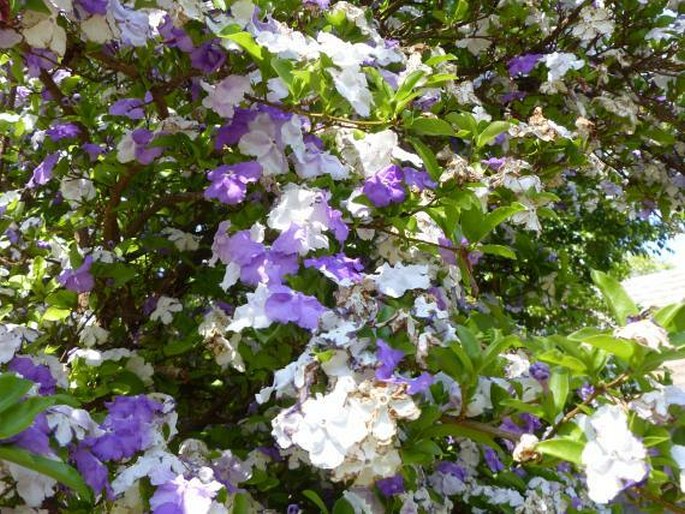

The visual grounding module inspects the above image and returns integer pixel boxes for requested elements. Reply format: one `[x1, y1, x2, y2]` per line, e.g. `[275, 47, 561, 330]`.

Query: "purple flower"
[46, 122, 81, 142]
[72, 445, 112, 497]
[109, 98, 146, 120]
[375, 340, 404, 380]
[131, 128, 163, 164]
[150, 474, 222, 514]
[190, 40, 226, 73]
[304, 253, 364, 285]
[215, 109, 256, 149]
[482, 157, 506, 171]
[376, 475, 405, 497]
[86, 395, 164, 462]
[76, 0, 108, 15]
[484, 447, 504, 473]
[362, 165, 406, 207]
[437, 236, 457, 266]
[3, 414, 53, 455]
[264, 286, 326, 330]
[436, 461, 467, 482]
[8, 357, 57, 395]
[158, 15, 194, 52]
[501, 91, 526, 103]
[507, 53, 543, 77]
[578, 383, 595, 401]
[28, 153, 59, 189]
[24, 49, 55, 78]
[204, 161, 262, 205]
[58, 255, 94, 293]
[403, 166, 436, 190]
[403, 372, 434, 394]
[303, 0, 329, 8]
[529, 362, 551, 382]
[82, 143, 106, 161]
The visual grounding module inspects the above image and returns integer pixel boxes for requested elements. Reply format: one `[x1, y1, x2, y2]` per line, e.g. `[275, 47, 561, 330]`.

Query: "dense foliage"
[0, 0, 685, 512]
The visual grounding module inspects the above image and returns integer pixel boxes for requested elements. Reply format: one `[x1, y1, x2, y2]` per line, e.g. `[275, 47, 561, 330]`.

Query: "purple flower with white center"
[46, 122, 81, 142]
[82, 143, 106, 161]
[414, 89, 441, 110]
[72, 445, 112, 497]
[131, 128, 163, 164]
[507, 53, 543, 76]
[8, 357, 57, 395]
[436, 461, 467, 482]
[362, 165, 406, 207]
[190, 40, 226, 73]
[403, 166, 436, 190]
[484, 447, 504, 473]
[76, 0, 108, 15]
[482, 157, 506, 171]
[58, 255, 94, 293]
[109, 98, 146, 120]
[375, 339, 404, 380]
[204, 161, 262, 205]
[211, 450, 252, 491]
[304, 253, 364, 286]
[158, 15, 194, 53]
[149, 474, 223, 514]
[28, 152, 59, 189]
[86, 395, 164, 462]
[376, 475, 405, 497]
[264, 286, 326, 330]
[3, 414, 53, 455]
[529, 362, 551, 382]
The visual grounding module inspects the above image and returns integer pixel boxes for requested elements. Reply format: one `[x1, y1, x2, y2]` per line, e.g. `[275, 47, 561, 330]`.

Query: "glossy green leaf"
[408, 117, 455, 137]
[303, 489, 329, 514]
[0, 374, 33, 414]
[590, 269, 638, 325]
[536, 439, 584, 465]
[476, 121, 510, 147]
[0, 396, 58, 439]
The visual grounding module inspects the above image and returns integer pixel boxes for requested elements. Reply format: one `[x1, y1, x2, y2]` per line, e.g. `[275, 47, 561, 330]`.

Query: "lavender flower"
[484, 447, 504, 473]
[7, 357, 57, 395]
[436, 461, 467, 482]
[149, 474, 223, 514]
[46, 122, 81, 142]
[72, 445, 112, 497]
[4, 414, 53, 455]
[264, 286, 326, 330]
[158, 15, 194, 52]
[375, 339, 404, 380]
[507, 53, 543, 76]
[28, 153, 60, 189]
[109, 98, 146, 120]
[76, 0, 109, 15]
[303, 253, 364, 285]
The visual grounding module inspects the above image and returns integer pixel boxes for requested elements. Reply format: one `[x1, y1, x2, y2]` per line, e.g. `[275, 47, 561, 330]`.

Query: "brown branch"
[442, 416, 521, 442]
[124, 192, 206, 238]
[102, 165, 145, 244]
[38, 69, 90, 143]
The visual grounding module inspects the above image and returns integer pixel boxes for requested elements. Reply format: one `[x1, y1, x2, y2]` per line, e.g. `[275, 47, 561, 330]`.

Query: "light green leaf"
[0, 375, 33, 414]
[580, 334, 637, 362]
[42, 306, 72, 322]
[549, 370, 570, 413]
[303, 490, 329, 514]
[219, 31, 265, 62]
[536, 439, 584, 465]
[480, 244, 516, 259]
[408, 117, 455, 137]
[476, 121, 510, 147]
[590, 269, 639, 325]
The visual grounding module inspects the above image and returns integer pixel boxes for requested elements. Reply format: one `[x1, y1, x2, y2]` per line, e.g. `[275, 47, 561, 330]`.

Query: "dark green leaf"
[0, 375, 33, 414]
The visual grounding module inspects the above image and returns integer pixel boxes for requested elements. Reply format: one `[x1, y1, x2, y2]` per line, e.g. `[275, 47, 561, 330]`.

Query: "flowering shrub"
[0, 0, 684, 512]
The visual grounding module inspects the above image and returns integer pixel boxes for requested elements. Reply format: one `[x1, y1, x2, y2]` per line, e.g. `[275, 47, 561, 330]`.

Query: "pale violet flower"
[111, 447, 187, 496]
[0, 323, 39, 364]
[45, 406, 102, 446]
[371, 263, 431, 298]
[580, 405, 648, 504]
[7, 464, 56, 507]
[201, 75, 252, 118]
[227, 284, 272, 332]
[238, 113, 288, 175]
[60, 174, 97, 204]
[150, 296, 183, 325]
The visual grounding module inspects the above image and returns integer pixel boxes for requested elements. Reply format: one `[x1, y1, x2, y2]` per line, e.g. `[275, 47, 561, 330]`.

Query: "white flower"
[238, 113, 288, 175]
[671, 445, 685, 492]
[372, 263, 431, 298]
[7, 463, 56, 507]
[614, 319, 670, 350]
[630, 385, 685, 423]
[0, 324, 38, 364]
[201, 75, 252, 118]
[111, 447, 186, 496]
[580, 405, 648, 504]
[328, 67, 373, 118]
[256, 351, 314, 403]
[150, 296, 183, 325]
[22, 13, 66, 56]
[78, 321, 110, 347]
[543, 52, 584, 82]
[337, 129, 397, 177]
[571, 7, 614, 42]
[198, 308, 245, 372]
[227, 284, 272, 332]
[80, 15, 117, 44]
[45, 406, 102, 446]
[219, 262, 240, 291]
[161, 228, 200, 252]
[116, 131, 136, 163]
[60, 174, 97, 204]
[513, 434, 539, 462]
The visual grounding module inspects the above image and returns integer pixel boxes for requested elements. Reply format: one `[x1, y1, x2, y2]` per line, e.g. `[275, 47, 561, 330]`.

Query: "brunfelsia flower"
[204, 161, 262, 205]
[76, 0, 109, 16]
[264, 285, 326, 331]
[303, 253, 364, 286]
[376, 475, 405, 497]
[507, 53, 543, 76]
[362, 164, 406, 207]
[529, 362, 550, 382]
[109, 97, 146, 120]
[28, 152, 59, 189]
[149, 473, 223, 514]
[58, 255, 94, 293]
[376, 339, 404, 381]
[8, 356, 57, 395]
[190, 40, 226, 73]
[72, 445, 112, 497]
[46, 122, 80, 142]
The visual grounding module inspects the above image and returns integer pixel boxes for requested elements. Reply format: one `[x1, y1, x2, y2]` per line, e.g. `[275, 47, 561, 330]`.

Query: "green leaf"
[422, 423, 499, 450]
[232, 493, 252, 514]
[590, 269, 638, 325]
[25, 0, 51, 13]
[653, 303, 685, 332]
[537, 349, 587, 374]
[468, 203, 526, 242]
[42, 306, 72, 322]
[480, 244, 516, 259]
[581, 334, 636, 362]
[0, 396, 58, 439]
[303, 490, 329, 514]
[408, 137, 442, 181]
[0, 375, 33, 414]
[219, 31, 265, 62]
[476, 121, 510, 148]
[536, 439, 584, 465]
[549, 370, 570, 413]
[332, 498, 355, 514]
[408, 117, 455, 137]
[0, 446, 92, 500]
[45, 290, 78, 309]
